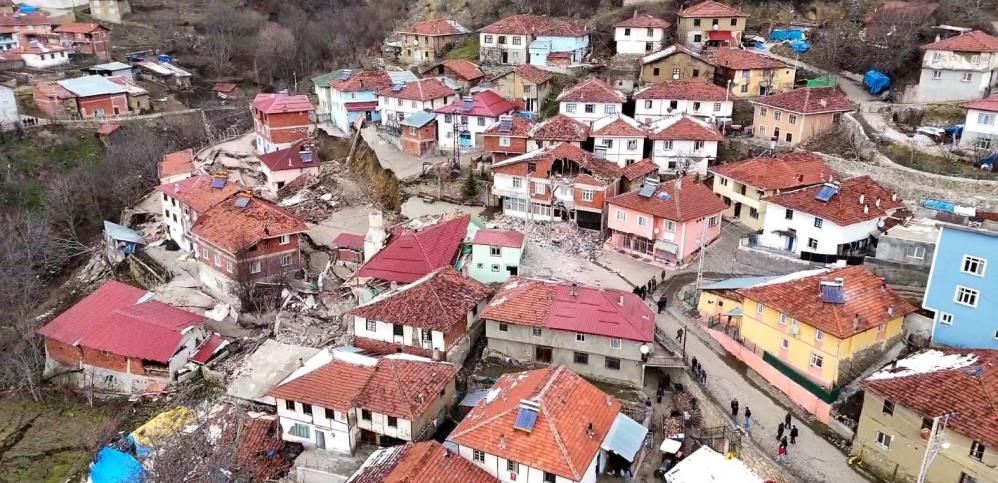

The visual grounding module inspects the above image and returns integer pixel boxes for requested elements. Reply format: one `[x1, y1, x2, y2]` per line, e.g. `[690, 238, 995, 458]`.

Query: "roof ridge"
[449, 406, 516, 439]
[543, 392, 582, 480]
[387, 359, 419, 419]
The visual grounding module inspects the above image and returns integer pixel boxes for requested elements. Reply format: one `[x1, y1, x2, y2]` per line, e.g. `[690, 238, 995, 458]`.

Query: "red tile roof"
[357, 215, 469, 284]
[621, 158, 660, 181]
[866, 1, 939, 39]
[159, 148, 194, 179]
[473, 229, 525, 248]
[349, 266, 490, 333]
[529, 114, 590, 142]
[191, 196, 307, 253]
[258, 140, 320, 172]
[710, 152, 837, 191]
[37, 281, 205, 363]
[860, 349, 998, 447]
[355, 358, 460, 420]
[443, 59, 485, 82]
[381, 77, 456, 101]
[268, 359, 376, 412]
[483, 277, 654, 342]
[708, 47, 787, 70]
[54, 22, 108, 33]
[0, 12, 52, 27]
[399, 19, 469, 36]
[615, 13, 671, 29]
[961, 94, 998, 112]
[96, 123, 119, 136]
[190, 334, 226, 364]
[634, 80, 728, 101]
[921, 29, 998, 52]
[332, 232, 365, 250]
[677, 0, 747, 17]
[591, 114, 646, 137]
[484, 115, 535, 137]
[492, 143, 623, 179]
[609, 176, 727, 222]
[212, 82, 238, 94]
[738, 265, 917, 339]
[435, 90, 516, 117]
[752, 87, 856, 114]
[331, 69, 392, 93]
[479, 14, 550, 35]
[350, 441, 498, 483]
[647, 116, 724, 141]
[764, 175, 904, 226]
[252, 93, 314, 114]
[234, 416, 297, 481]
[155, 175, 240, 214]
[556, 77, 626, 104]
[538, 19, 588, 37]
[510, 64, 553, 85]
[448, 366, 621, 480]
[34, 81, 74, 100]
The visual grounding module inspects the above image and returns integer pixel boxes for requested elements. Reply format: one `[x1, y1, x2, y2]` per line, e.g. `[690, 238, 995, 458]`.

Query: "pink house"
[607, 176, 727, 268]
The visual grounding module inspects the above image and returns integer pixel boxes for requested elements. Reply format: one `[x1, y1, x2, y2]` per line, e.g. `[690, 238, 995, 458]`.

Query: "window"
[693, 101, 701, 111]
[931, 51, 942, 63]
[740, 84, 748, 93]
[499, 136, 511, 147]
[576, 333, 585, 342]
[905, 245, 926, 259]
[544, 472, 557, 483]
[757, 125, 766, 136]
[760, 107, 767, 117]
[653, 67, 660, 76]
[473, 449, 485, 462]
[712, 18, 719, 26]
[483, 35, 493, 44]
[532, 327, 542, 337]
[566, 103, 577, 113]
[603, 139, 614, 149]
[387, 416, 398, 427]
[961, 72, 973, 82]
[774, 110, 782, 121]
[644, 100, 653, 109]
[693, 68, 700, 78]
[979, 113, 995, 126]
[512, 177, 523, 189]
[673, 68, 681, 78]
[731, 18, 737, 26]
[661, 139, 673, 149]
[970, 441, 985, 460]
[610, 338, 621, 349]
[809, 353, 823, 368]
[498, 35, 506, 44]
[939, 312, 954, 325]
[605, 357, 621, 370]
[665, 220, 676, 232]
[361, 410, 372, 421]
[507, 460, 519, 473]
[250, 261, 262, 274]
[280, 254, 293, 267]
[574, 351, 589, 365]
[779, 313, 788, 326]
[512, 36, 521, 46]
[713, 102, 722, 112]
[213, 254, 222, 267]
[784, 132, 793, 143]
[788, 114, 798, 124]
[693, 18, 701, 26]
[585, 104, 595, 113]
[616, 210, 627, 221]
[533, 182, 545, 194]
[882, 399, 895, 416]
[785, 209, 794, 220]
[970, 54, 981, 64]
[780, 338, 789, 350]
[815, 329, 824, 342]
[749, 207, 759, 219]
[875, 431, 892, 449]
[605, 104, 616, 114]
[582, 189, 594, 202]
[707, 215, 719, 227]
[290, 423, 310, 438]
[302, 403, 312, 415]
[638, 216, 649, 227]
[627, 139, 638, 150]
[694, 140, 705, 150]
[490, 246, 502, 256]
[814, 218, 823, 228]
[960, 472, 979, 483]
[285, 400, 295, 411]
[756, 303, 765, 315]
[523, 85, 531, 94]
[962, 255, 986, 276]
[477, 116, 486, 127]
[975, 138, 993, 150]
[932, 70, 942, 80]
[954, 285, 979, 307]
[741, 69, 750, 79]
[365, 319, 377, 332]
[719, 177, 729, 186]
[499, 322, 508, 332]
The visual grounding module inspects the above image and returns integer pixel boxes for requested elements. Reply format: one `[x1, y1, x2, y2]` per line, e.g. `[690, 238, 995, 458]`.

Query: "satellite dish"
[877, 219, 885, 228]
[640, 344, 651, 355]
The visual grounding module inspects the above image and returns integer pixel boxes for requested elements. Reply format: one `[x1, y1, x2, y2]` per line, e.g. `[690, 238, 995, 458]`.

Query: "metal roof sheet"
[56, 75, 126, 97]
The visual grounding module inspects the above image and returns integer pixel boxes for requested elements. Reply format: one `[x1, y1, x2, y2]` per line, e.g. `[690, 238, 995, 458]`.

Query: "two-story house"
[483, 278, 655, 386]
[325, 69, 392, 133]
[55, 75, 130, 119]
[959, 94, 998, 151]
[435, 90, 517, 151]
[527, 114, 590, 149]
[349, 441, 498, 482]
[490, 143, 624, 230]
[251, 92, 315, 154]
[924, 224, 997, 349]
[190, 195, 308, 300]
[915, 30, 998, 103]
[0, 11, 54, 48]
[639, 43, 717, 84]
[349, 266, 490, 363]
[468, 229, 525, 284]
[751, 87, 856, 146]
[556, 77, 626, 126]
[399, 110, 438, 157]
[709, 47, 794, 98]
[614, 13, 671, 55]
[737, 265, 917, 392]
[378, 77, 457, 127]
[158, 148, 194, 184]
[258, 140, 321, 195]
[633, 80, 732, 124]
[675, 0, 748, 50]
[269, 347, 460, 453]
[491, 63, 553, 115]
[757, 176, 903, 260]
[591, 114, 647, 167]
[710, 152, 836, 230]
[854, 349, 997, 483]
[479, 14, 550, 65]
[53, 22, 111, 59]
[397, 18, 471, 65]
[156, 175, 240, 252]
[37, 280, 217, 395]
[646, 115, 724, 175]
[440, 59, 486, 91]
[528, 19, 590, 67]
[448, 366, 646, 483]
[607, 177, 727, 268]
[482, 115, 535, 162]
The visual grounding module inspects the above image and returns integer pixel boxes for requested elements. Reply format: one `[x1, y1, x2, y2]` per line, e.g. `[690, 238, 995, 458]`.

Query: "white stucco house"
[959, 95, 998, 152]
[557, 77, 627, 126]
[613, 13, 672, 55]
[591, 114, 647, 167]
[257, 140, 321, 195]
[21, 44, 70, 69]
[915, 30, 998, 103]
[435, 90, 517, 151]
[377, 78, 456, 126]
[633, 80, 733, 124]
[646, 115, 724, 175]
[0, 84, 17, 125]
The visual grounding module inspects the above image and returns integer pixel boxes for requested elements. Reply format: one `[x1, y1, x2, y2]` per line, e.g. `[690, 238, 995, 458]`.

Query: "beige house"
[675, 0, 748, 51]
[854, 349, 998, 483]
[709, 47, 795, 98]
[397, 19, 471, 65]
[640, 43, 716, 84]
[750, 87, 856, 147]
[492, 64, 553, 114]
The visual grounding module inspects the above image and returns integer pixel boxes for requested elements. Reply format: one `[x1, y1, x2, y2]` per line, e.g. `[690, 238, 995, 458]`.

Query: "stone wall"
[836, 335, 901, 387]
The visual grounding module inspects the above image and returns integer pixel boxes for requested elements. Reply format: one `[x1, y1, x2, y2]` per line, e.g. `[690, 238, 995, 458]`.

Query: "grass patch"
[445, 37, 480, 61]
[0, 127, 104, 208]
[883, 143, 997, 180]
[921, 105, 966, 126]
[584, 377, 644, 403]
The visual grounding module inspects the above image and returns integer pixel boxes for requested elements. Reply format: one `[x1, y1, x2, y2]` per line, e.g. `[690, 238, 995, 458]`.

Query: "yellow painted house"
[737, 265, 916, 389]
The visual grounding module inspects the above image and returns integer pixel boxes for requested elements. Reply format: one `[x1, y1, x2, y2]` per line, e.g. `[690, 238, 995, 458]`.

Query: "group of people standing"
[730, 399, 799, 464]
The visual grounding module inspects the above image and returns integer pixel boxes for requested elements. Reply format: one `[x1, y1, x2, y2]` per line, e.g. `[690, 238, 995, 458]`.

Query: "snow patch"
[484, 387, 502, 404]
[489, 296, 507, 307]
[867, 350, 978, 380]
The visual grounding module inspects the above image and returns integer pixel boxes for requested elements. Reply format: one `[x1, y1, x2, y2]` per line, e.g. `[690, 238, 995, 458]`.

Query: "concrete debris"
[277, 174, 345, 223]
[492, 214, 603, 259]
[205, 303, 231, 321]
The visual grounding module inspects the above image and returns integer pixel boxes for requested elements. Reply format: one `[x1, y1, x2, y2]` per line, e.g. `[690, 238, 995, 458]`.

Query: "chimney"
[796, 174, 804, 183]
[891, 192, 897, 201]
[819, 98, 827, 107]
[864, 204, 869, 214]
[852, 314, 860, 330]
[875, 197, 881, 208]
[859, 194, 865, 205]
[675, 178, 682, 190]
[570, 283, 578, 296]
[586, 422, 595, 439]
[887, 306, 894, 317]
[297, 358, 304, 368]
[498, 434, 507, 450]
[364, 211, 388, 262]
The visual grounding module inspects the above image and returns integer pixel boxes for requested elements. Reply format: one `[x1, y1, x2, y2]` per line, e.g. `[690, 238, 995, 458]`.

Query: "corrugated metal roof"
[701, 276, 779, 290]
[399, 110, 436, 128]
[600, 413, 647, 462]
[90, 61, 132, 71]
[103, 220, 146, 244]
[57, 75, 126, 97]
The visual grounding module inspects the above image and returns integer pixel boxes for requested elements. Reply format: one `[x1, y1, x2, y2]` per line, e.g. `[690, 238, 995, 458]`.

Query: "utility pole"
[916, 413, 951, 483]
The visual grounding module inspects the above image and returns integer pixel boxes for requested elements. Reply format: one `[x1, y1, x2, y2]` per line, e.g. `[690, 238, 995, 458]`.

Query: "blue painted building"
[528, 22, 590, 66]
[924, 224, 998, 349]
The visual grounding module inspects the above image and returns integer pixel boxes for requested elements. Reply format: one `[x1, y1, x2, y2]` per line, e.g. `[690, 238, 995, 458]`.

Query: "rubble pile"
[492, 215, 603, 259]
[671, 390, 695, 412]
[277, 174, 345, 223]
[662, 415, 684, 438]
[273, 289, 353, 347]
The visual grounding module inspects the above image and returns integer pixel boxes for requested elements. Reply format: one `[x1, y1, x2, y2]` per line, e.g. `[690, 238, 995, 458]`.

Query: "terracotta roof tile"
[435, 90, 516, 117]
[332, 232, 365, 249]
[866, 1, 939, 39]
[479, 14, 550, 35]
[634, 80, 728, 101]
[609, 176, 727, 222]
[355, 359, 460, 420]
[492, 143, 623, 179]
[473, 229, 525, 248]
[212, 83, 239, 93]
[677, 0, 747, 17]
[252, 93, 314, 114]
[710, 152, 837, 191]
[764, 175, 903, 226]
[860, 349, 998, 448]
[921, 29, 998, 52]
[155, 175, 240, 213]
[331, 69, 393, 92]
[621, 158, 660, 181]
[381, 77, 456, 101]
[708, 47, 787, 70]
[268, 360, 376, 412]
[190, 196, 307, 253]
[357, 215, 469, 284]
[591, 114, 646, 137]
[484, 115, 535, 137]
[258, 140, 320, 172]
[737, 265, 917, 338]
[399, 19, 470, 36]
[615, 13, 671, 29]
[751, 87, 856, 114]
[961, 94, 998, 112]
[647, 115, 724, 141]
[443, 59, 485, 81]
[537, 19, 588, 37]
[511, 64, 553, 84]
[350, 441, 498, 483]
[234, 416, 296, 481]
[54, 22, 108, 33]
[556, 77, 626, 104]
[349, 266, 490, 333]
[529, 114, 590, 142]
[159, 148, 195, 179]
[448, 366, 621, 480]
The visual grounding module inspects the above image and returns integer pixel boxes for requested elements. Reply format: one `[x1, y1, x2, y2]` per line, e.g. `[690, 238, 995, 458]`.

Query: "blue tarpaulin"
[90, 448, 145, 483]
[789, 40, 810, 53]
[770, 28, 805, 42]
[944, 124, 963, 139]
[863, 70, 891, 95]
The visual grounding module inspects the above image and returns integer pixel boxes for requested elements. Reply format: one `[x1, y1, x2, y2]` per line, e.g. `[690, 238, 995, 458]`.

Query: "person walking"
[691, 356, 698, 371]
[699, 367, 707, 384]
[785, 411, 792, 428]
[657, 294, 668, 314]
[676, 327, 683, 341]
[790, 425, 799, 445]
[743, 407, 752, 431]
[776, 422, 785, 441]
[730, 399, 739, 417]
[777, 443, 787, 465]
[781, 437, 789, 452]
